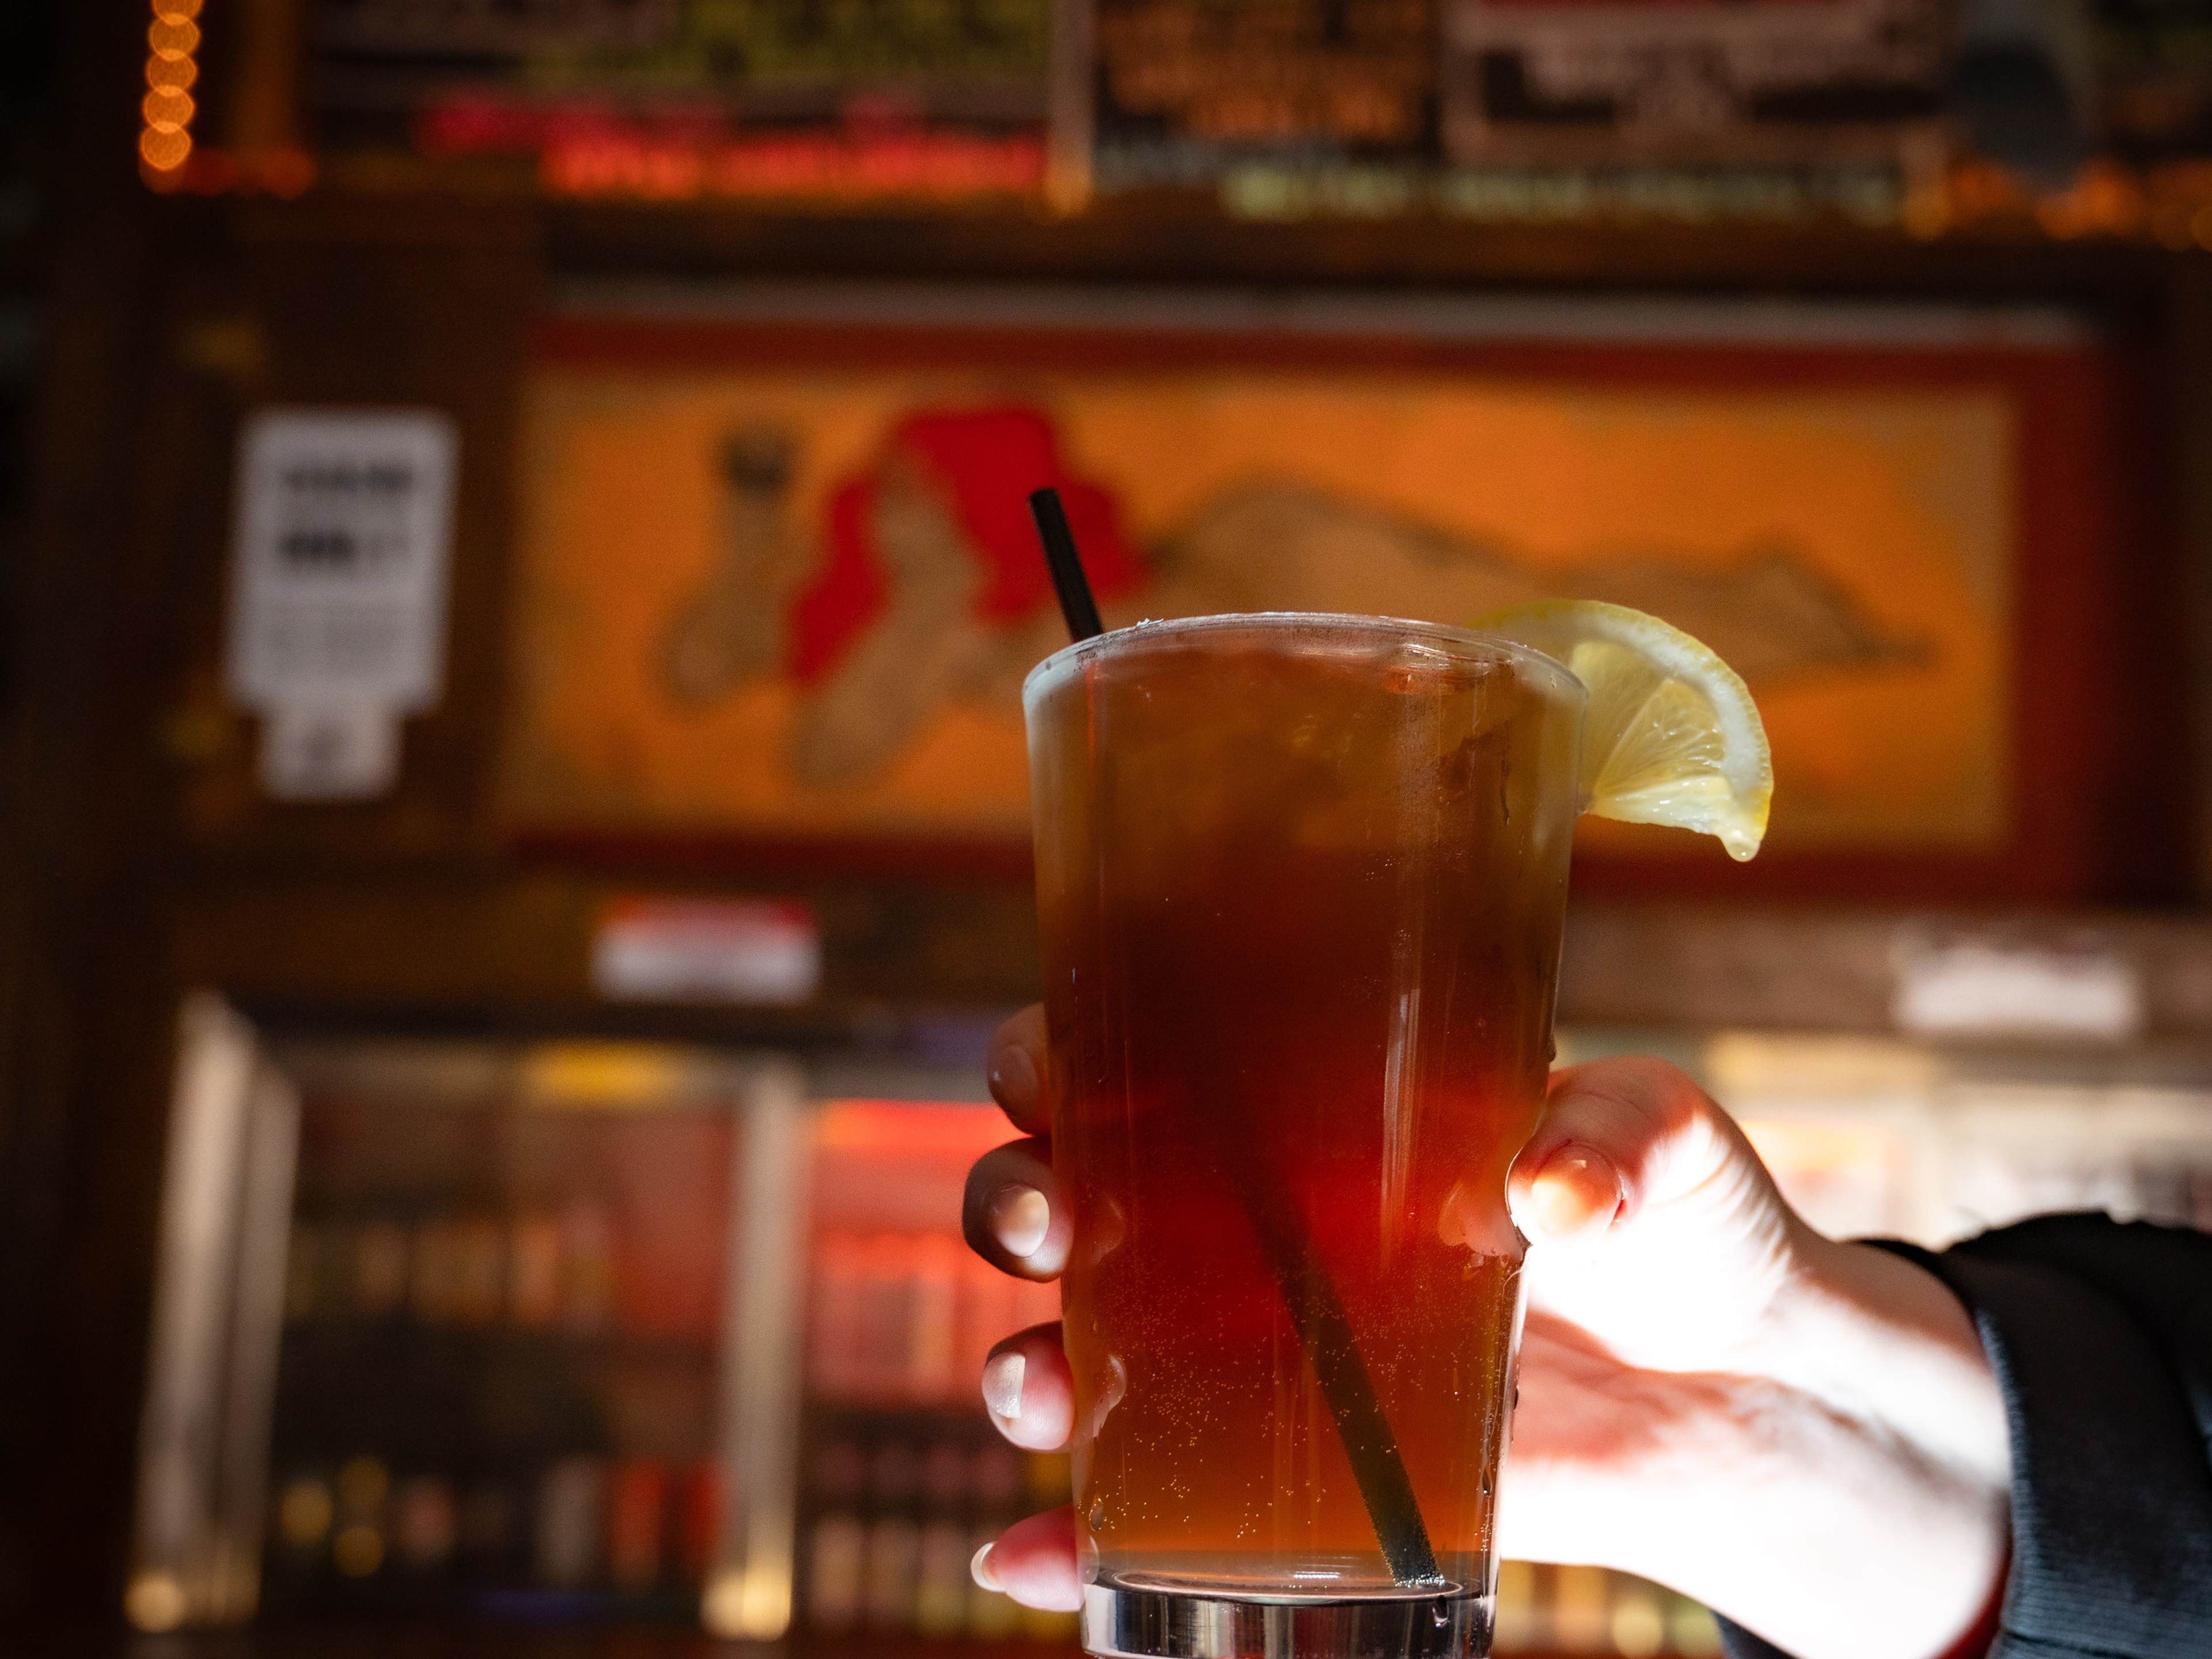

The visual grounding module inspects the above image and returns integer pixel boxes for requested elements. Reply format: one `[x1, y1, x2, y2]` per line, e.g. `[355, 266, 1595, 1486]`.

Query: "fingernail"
[989, 1185, 1051, 1258]
[982, 1350, 1027, 1422]
[1525, 1148, 1622, 1244]
[988, 1043, 1037, 1108]
[971, 1542, 1002, 1591]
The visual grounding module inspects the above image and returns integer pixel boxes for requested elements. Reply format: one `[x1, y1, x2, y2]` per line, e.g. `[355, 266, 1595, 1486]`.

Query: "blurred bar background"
[2, 2, 2211, 1656]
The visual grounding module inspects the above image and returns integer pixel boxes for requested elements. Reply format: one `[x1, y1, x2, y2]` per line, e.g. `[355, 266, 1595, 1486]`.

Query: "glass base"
[1082, 1575, 1495, 1659]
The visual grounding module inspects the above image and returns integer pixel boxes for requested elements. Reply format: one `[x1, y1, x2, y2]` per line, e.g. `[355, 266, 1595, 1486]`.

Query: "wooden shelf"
[168, 863, 2212, 1046]
[185, 184, 2194, 308]
[541, 193, 2184, 306]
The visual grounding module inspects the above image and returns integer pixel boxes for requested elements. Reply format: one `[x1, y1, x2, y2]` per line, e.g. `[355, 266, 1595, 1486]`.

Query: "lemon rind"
[1475, 600, 1772, 861]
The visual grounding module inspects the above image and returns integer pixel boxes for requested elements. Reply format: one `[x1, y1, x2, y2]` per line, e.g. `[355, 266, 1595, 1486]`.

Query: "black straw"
[1025, 485, 1441, 1588]
[1028, 488, 1105, 641]
[1227, 1156, 1443, 1587]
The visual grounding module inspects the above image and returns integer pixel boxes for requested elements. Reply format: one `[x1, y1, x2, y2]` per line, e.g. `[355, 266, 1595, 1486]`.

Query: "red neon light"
[540, 128, 1046, 200]
[414, 93, 1041, 200]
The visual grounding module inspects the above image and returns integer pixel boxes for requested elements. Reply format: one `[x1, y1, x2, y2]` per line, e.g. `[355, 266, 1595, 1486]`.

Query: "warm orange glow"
[146, 54, 197, 91]
[124, 1573, 188, 1634]
[812, 1100, 1009, 1160]
[2035, 161, 2145, 241]
[537, 130, 1047, 201]
[138, 0, 313, 202]
[1944, 159, 2032, 224]
[521, 1041, 694, 1106]
[147, 17, 199, 56]
[141, 0, 199, 192]
[142, 88, 194, 131]
[139, 126, 191, 171]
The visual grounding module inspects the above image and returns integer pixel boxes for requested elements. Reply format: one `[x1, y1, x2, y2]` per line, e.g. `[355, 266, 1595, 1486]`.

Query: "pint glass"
[1024, 615, 1586, 1659]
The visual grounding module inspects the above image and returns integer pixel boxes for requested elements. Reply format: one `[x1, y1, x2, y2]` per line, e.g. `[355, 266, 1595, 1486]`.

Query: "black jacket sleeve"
[1720, 1214, 2212, 1659]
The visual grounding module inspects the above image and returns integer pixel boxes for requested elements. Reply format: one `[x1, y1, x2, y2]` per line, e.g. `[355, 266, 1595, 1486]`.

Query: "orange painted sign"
[503, 332, 2019, 860]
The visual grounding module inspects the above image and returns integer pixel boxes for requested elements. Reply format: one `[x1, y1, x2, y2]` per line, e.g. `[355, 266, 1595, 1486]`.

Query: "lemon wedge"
[1479, 601, 1771, 861]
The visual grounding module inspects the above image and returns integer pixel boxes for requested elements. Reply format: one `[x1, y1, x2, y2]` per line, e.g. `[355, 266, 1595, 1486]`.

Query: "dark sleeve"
[1721, 1213, 2212, 1659]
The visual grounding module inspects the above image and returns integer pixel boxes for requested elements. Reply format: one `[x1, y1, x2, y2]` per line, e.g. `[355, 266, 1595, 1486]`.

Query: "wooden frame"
[507, 293, 2178, 903]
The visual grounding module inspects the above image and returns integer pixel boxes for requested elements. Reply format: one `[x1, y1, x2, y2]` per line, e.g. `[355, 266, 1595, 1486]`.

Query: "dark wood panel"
[174, 866, 1043, 1021]
[158, 204, 541, 862]
[532, 192, 2183, 308]
[168, 865, 2212, 1043]
[130, 178, 2183, 312]
[0, 4, 207, 1625]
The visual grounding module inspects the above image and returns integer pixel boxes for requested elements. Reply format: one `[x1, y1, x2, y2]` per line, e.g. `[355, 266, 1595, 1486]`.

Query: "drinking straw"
[1029, 487, 1106, 641]
[1025, 486, 1443, 1589]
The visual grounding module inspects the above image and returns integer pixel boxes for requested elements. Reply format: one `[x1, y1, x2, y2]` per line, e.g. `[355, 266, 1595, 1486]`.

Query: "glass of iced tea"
[1024, 613, 1586, 1659]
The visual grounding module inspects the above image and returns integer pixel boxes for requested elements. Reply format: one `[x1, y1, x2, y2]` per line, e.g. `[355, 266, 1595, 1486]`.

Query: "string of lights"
[138, 0, 200, 180]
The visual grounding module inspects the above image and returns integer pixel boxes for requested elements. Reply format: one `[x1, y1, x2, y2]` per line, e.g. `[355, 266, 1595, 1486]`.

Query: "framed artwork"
[501, 294, 2155, 899]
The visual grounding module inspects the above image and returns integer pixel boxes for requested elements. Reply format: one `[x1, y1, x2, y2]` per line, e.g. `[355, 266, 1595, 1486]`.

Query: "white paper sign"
[1893, 938, 2145, 1042]
[592, 899, 823, 1006]
[226, 409, 457, 800]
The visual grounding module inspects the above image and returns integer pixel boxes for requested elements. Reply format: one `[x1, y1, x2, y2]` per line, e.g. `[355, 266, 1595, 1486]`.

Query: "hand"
[960, 1009, 2012, 1659]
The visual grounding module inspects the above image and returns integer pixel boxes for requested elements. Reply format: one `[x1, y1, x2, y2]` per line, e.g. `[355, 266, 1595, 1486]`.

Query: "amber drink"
[1024, 615, 1585, 1659]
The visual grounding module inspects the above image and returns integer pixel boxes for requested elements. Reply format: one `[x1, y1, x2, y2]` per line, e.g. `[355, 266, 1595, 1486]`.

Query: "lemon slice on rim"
[1478, 600, 1772, 861]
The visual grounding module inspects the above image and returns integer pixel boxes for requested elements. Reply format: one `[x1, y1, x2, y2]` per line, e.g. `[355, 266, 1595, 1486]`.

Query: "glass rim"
[1021, 611, 1586, 705]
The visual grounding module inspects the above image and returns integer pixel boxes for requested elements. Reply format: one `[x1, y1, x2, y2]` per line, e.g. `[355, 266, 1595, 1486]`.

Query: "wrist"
[1781, 1237, 2012, 1491]
[1622, 1353, 2007, 1659]
[1752, 1234, 2011, 1659]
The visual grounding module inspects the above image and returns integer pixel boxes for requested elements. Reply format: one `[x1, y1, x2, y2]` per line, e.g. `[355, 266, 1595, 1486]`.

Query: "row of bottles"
[809, 1227, 1061, 1406]
[286, 1202, 623, 1334]
[267, 1452, 716, 1608]
[255, 1096, 1749, 1650]
[796, 1424, 1076, 1643]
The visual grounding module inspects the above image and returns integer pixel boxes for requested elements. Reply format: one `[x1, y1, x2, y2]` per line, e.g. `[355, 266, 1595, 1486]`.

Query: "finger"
[972, 1505, 1083, 1612]
[982, 1321, 1074, 1452]
[1506, 1057, 1808, 1368]
[1506, 1056, 1753, 1249]
[962, 1137, 1071, 1279]
[987, 1005, 1052, 1136]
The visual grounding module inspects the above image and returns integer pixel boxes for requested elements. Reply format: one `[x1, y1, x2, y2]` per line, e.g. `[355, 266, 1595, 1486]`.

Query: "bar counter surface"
[21, 1629, 1086, 1659]
[17, 1634, 1623, 1659]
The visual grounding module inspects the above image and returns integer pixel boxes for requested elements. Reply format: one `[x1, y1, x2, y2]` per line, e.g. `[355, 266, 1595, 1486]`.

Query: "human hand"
[961, 1009, 2012, 1659]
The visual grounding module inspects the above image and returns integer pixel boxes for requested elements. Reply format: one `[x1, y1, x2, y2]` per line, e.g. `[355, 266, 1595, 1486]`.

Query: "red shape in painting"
[787, 406, 1145, 685]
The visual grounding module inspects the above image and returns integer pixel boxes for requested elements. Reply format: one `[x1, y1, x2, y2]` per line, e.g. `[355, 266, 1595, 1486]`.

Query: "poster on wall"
[305, 0, 1064, 199]
[1089, 0, 1441, 189]
[228, 407, 460, 802]
[1438, 0, 1950, 172]
[501, 298, 2127, 892]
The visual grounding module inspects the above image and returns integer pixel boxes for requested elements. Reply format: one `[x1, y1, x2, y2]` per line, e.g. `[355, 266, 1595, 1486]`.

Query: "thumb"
[1507, 1056, 1810, 1368]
